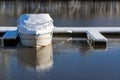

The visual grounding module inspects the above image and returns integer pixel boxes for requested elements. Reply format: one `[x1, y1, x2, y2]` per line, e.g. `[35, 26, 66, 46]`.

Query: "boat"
[17, 14, 54, 47]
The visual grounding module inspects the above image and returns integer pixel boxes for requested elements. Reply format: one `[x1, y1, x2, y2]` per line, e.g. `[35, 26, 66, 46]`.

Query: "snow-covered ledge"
[0, 26, 120, 46]
[0, 26, 120, 33]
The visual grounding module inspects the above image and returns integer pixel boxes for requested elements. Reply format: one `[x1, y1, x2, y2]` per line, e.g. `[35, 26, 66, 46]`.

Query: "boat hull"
[19, 32, 53, 47]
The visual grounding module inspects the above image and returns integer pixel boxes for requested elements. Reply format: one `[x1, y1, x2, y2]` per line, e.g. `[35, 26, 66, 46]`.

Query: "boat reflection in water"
[17, 44, 53, 71]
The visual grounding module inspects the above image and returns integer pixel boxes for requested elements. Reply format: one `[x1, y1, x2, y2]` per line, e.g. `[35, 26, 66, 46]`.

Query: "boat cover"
[17, 14, 54, 35]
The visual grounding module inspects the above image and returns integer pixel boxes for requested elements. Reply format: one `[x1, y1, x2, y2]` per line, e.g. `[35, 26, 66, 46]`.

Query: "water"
[1, 1, 120, 27]
[0, 39, 120, 80]
[0, 1, 120, 80]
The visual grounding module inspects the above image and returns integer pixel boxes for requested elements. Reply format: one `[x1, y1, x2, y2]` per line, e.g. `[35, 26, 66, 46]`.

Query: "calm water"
[0, 1, 120, 80]
[0, 38, 120, 80]
[1, 1, 120, 27]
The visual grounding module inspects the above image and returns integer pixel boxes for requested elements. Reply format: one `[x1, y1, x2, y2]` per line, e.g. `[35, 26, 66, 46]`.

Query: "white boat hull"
[19, 32, 53, 47]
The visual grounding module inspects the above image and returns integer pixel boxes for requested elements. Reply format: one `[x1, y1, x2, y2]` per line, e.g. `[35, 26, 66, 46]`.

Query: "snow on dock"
[86, 30, 107, 45]
[0, 26, 120, 33]
[54, 27, 120, 45]
[0, 27, 17, 32]
[86, 30, 107, 42]
[54, 27, 108, 45]
[54, 27, 120, 33]
[3, 30, 18, 39]
[0, 27, 18, 47]
[2, 30, 19, 47]
[0, 26, 120, 47]
[54, 27, 86, 33]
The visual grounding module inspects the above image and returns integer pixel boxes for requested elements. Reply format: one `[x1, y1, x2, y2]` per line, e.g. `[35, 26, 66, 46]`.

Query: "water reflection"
[53, 37, 93, 57]
[0, 53, 10, 80]
[17, 44, 53, 71]
[71, 40, 91, 53]
[0, 39, 120, 80]
[53, 37, 108, 56]
[1, 1, 120, 17]
[107, 39, 120, 49]
[1, 1, 120, 26]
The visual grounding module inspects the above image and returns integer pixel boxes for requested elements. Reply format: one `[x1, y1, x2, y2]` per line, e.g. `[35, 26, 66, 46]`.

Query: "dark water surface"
[0, 38, 120, 80]
[0, 1, 120, 80]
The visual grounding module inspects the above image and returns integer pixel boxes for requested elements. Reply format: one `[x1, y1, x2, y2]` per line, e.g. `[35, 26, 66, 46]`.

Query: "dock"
[2, 30, 19, 47]
[0, 26, 120, 47]
[54, 27, 120, 44]
[86, 30, 107, 45]
[0, 27, 18, 47]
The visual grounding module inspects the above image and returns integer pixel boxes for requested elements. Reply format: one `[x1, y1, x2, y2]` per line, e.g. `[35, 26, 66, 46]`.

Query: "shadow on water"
[17, 44, 53, 72]
[1, 1, 120, 26]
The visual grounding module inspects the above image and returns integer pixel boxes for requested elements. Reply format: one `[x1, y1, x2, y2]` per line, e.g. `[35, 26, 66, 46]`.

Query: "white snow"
[1, 26, 120, 43]
[0, 27, 17, 32]
[87, 30, 107, 41]
[3, 30, 18, 39]
[53, 27, 120, 33]
[17, 14, 53, 25]
[17, 14, 54, 35]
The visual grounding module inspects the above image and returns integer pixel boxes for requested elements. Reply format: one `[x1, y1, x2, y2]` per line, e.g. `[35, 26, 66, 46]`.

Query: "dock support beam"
[2, 30, 19, 47]
[87, 30, 107, 46]
[0, 27, 120, 48]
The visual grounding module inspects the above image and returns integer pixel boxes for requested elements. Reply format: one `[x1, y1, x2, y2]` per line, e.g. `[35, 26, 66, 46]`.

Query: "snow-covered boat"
[17, 14, 54, 47]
